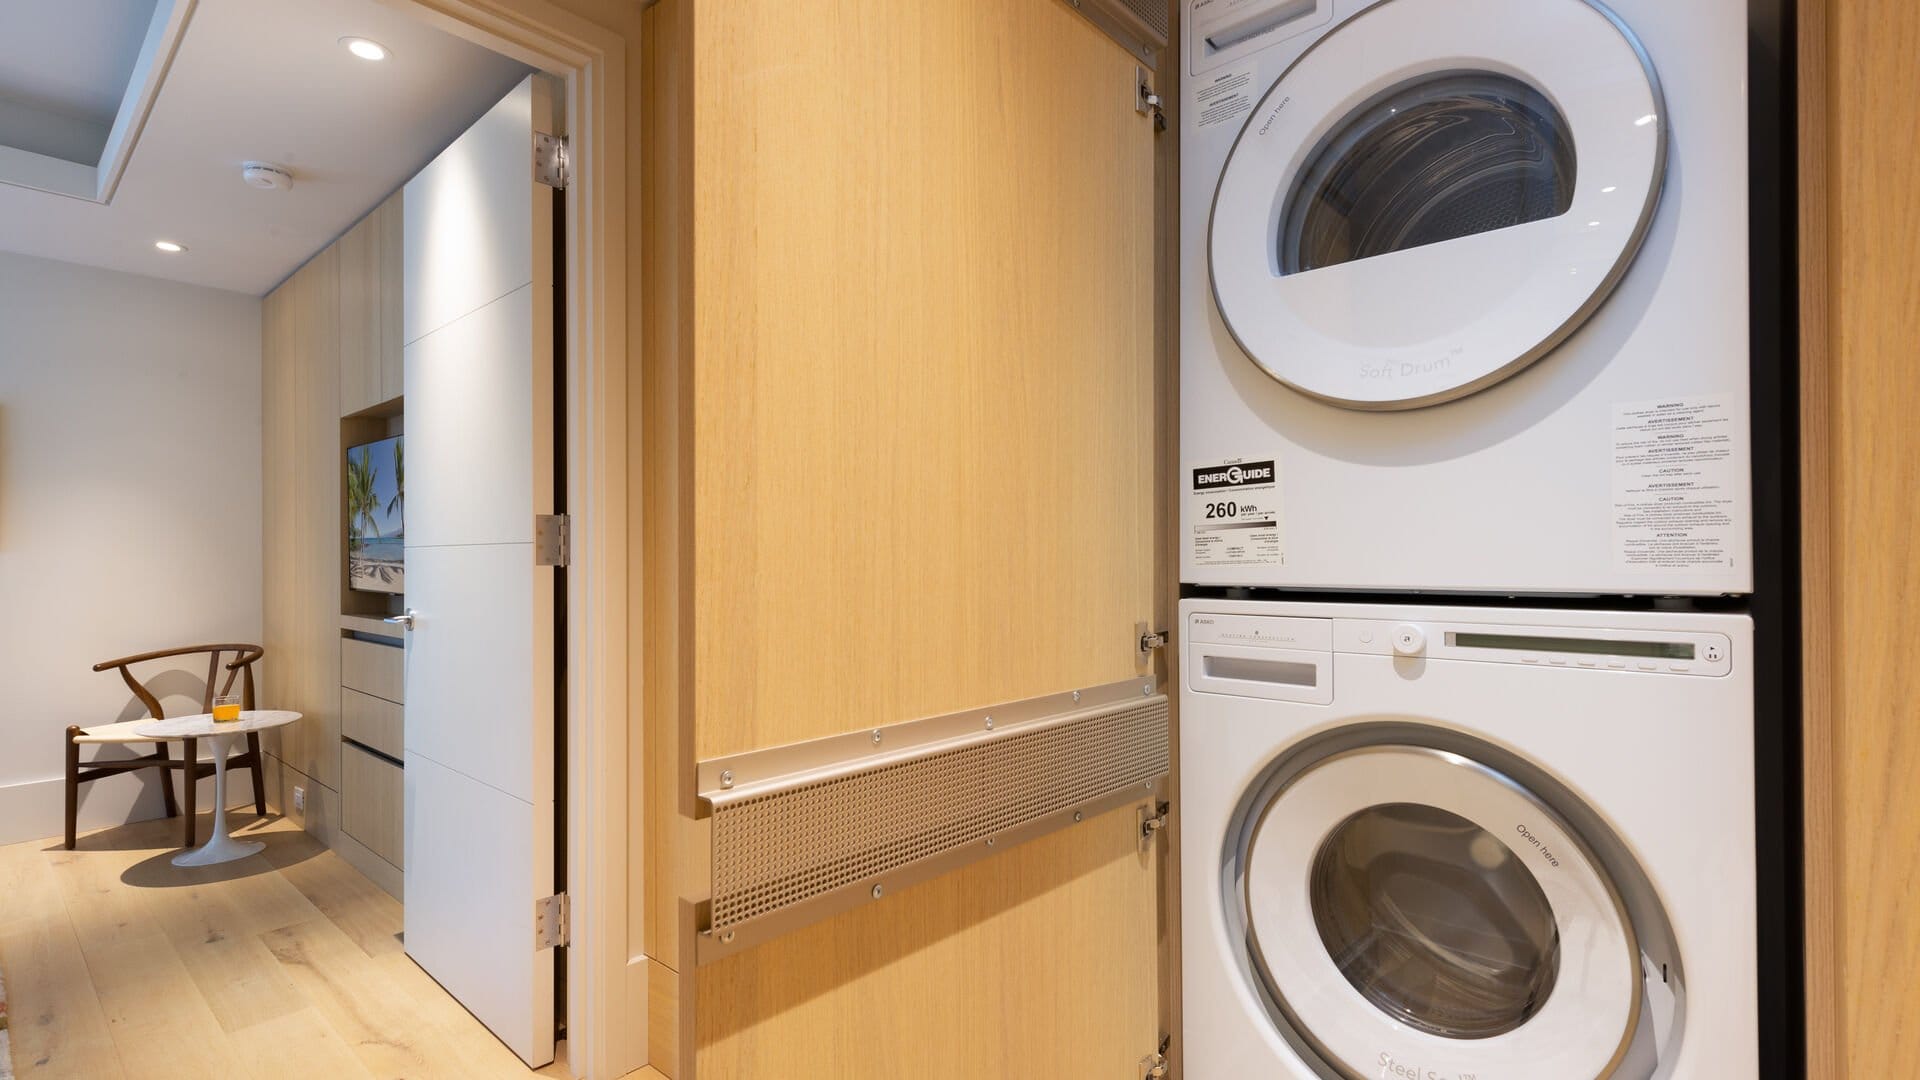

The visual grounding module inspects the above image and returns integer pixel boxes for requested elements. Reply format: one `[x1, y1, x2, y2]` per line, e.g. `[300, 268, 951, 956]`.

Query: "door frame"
[394, 2, 637, 1076]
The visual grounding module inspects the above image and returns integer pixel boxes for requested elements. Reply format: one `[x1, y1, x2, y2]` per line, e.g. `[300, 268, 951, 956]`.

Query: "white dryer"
[1179, 598, 1756, 1078]
[1180, 0, 1753, 595]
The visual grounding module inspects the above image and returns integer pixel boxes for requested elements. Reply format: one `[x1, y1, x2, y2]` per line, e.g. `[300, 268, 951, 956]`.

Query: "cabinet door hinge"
[535, 892, 569, 949]
[1140, 1033, 1173, 1078]
[1136, 66, 1166, 132]
[1138, 621, 1169, 655]
[1139, 800, 1171, 843]
[535, 514, 571, 567]
[534, 132, 571, 189]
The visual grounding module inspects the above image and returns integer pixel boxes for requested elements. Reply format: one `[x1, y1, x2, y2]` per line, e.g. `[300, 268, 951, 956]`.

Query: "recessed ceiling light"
[154, 240, 186, 253]
[341, 36, 389, 61]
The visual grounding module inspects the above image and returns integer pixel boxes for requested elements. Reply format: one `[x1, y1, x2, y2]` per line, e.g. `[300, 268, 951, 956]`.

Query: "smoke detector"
[241, 162, 294, 191]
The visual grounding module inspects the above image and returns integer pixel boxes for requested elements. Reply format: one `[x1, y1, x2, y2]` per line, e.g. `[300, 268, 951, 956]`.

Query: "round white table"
[136, 710, 302, 867]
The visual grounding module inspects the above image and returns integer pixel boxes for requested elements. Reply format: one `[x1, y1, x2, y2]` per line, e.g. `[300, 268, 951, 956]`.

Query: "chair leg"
[247, 732, 267, 816]
[64, 727, 80, 850]
[155, 745, 180, 820]
[181, 737, 198, 848]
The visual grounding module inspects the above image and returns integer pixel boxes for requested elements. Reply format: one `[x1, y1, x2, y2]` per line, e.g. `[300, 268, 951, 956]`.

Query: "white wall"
[0, 251, 263, 846]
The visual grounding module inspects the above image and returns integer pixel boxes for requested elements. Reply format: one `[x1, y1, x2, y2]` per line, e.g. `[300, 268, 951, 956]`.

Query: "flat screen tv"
[347, 435, 404, 594]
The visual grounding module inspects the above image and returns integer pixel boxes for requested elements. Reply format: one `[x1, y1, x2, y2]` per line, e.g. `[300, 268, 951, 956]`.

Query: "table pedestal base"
[172, 730, 265, 867]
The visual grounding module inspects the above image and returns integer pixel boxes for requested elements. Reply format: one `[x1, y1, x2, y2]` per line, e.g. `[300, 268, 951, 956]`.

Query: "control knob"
[1391, 624, 1426, 656]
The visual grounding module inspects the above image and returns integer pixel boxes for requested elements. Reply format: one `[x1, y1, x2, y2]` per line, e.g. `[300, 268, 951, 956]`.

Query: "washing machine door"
[1209, 0, 1664, 410]
[1242, 744, 1644, 1078]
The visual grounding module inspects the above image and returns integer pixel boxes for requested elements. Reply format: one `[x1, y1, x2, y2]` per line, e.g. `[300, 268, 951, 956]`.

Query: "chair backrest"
[91, 643, 264, 721]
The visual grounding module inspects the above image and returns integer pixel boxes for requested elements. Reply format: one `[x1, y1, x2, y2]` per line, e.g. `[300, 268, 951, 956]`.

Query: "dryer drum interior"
[1280, 71, 1579, 275]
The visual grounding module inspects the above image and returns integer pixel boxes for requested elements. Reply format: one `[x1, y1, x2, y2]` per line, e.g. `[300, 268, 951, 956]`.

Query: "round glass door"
[1208, 0, 1665, 409]
[1240, 745, 1643, 1078]
[1309, 803, 1561, 1039]
[1280, 73, 1579, 276]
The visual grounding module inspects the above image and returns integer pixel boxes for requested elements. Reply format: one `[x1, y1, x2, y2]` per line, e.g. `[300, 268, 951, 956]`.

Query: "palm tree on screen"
[385, 441, 404, 536]
[347, 454, 381, 546]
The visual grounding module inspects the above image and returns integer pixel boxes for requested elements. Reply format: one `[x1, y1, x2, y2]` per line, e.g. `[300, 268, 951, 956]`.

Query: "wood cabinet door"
[643, 0, 1169, 1075]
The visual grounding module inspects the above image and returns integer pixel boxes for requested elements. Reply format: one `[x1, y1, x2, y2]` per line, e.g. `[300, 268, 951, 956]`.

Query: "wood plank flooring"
[0, 812, 661, 1080]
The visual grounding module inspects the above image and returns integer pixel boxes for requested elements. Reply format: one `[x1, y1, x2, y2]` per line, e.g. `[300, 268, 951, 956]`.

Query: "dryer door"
[1241, 744, 1645, 1078]
[1209, 0, 1664, 410]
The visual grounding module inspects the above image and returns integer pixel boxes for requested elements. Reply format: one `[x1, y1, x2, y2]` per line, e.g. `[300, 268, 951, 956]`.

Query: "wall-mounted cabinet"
[263, 192, 407, 902]
[339, 192, 405, 416]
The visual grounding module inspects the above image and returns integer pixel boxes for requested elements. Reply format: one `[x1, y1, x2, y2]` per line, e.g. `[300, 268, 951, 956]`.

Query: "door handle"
[383, 610, 418, 630]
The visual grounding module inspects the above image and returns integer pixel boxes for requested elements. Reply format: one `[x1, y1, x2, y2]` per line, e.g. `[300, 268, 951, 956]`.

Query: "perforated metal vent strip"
[707, 695, 1170, 935]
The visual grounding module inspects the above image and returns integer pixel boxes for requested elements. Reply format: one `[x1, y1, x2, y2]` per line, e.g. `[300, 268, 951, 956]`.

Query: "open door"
[398, 74, 561, 1067]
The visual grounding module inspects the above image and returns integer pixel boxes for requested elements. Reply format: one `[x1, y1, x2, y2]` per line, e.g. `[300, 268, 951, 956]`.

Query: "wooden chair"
[65, 644, 269, 850]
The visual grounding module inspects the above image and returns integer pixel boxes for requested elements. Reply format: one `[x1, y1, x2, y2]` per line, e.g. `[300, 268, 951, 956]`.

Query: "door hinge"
[535, 892, 570, 949]
[535, 514, 571, 567]
[1140, 1033, 1172, 1078]
[1138, 621, 1169, 655]
[534, 131, 571, 189]
[1136, 66, 1166, 132]
[1140, 800, 1171, 842]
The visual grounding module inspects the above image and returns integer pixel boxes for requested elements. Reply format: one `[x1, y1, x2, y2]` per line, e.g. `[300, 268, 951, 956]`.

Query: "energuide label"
[1188, 458, 1283, 568]
[1611, 395, 1740, 572]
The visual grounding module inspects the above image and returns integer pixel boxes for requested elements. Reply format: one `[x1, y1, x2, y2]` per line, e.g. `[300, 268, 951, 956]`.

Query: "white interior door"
[399, 73, 559, 1067]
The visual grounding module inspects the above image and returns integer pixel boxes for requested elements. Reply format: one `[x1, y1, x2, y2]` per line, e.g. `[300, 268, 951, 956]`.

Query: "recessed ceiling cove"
[0, 0, 187, 203]
[0, 0, 530, 293]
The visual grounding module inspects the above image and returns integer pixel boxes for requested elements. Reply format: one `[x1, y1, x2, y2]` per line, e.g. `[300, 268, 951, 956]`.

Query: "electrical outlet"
[293, 785, 307, 812]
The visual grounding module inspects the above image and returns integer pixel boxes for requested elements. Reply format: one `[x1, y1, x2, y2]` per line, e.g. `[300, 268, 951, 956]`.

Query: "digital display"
[1449, 632, 1695, 660]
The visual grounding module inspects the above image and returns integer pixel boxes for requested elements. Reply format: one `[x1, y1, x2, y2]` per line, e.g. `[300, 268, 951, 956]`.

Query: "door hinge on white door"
[535, 892, 569, 949]
[533, 132, 570, 189]
[1140, 1034, 1172, 1078]
[534, 514, 571, 567]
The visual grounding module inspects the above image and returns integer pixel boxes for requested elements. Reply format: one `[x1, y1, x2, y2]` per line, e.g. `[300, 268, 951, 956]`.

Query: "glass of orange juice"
[212, 693, 242, 723]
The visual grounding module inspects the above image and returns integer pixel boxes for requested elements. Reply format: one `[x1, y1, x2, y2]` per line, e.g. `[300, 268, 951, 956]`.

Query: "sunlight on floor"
[0, 811, 577, 1080]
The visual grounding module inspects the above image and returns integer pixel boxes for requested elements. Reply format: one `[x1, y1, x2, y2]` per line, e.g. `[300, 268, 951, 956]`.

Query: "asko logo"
[1193, 461, 1275, 491]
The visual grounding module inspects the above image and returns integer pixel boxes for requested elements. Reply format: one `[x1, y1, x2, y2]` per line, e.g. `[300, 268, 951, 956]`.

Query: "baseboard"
[0, 756, 259, 848]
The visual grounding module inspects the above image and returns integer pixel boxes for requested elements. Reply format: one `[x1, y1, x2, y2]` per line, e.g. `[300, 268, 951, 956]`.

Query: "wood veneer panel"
[262, 249, 343, 795]
[685, 0, 1158, 761]
[693, 801, 1160, 1078]
[341, 742, 405, 870]
[1824, 0, 1920, 1072]
[639, 0, 696, 981]
[657, 0, 1166, 1073]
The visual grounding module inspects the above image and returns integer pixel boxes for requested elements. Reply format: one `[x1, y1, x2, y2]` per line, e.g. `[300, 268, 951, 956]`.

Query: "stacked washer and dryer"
[1176, 0, 1773, 1077]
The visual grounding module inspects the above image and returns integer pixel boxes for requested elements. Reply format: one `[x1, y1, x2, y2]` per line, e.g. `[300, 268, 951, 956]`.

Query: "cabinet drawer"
[342, 687, 403, 759]
[341, 636, 404, 704]
[342, 742, 403, 869]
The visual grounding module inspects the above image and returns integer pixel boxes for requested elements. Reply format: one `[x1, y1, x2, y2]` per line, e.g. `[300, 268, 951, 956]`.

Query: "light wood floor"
[0, 811, 661, 1080]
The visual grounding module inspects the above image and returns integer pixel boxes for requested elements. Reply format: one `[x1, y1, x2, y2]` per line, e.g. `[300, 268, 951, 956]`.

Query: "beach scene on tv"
[347, 435, 404, 594]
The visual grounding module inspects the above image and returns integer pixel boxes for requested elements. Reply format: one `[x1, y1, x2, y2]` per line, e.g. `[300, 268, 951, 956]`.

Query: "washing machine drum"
[1209, 0, 1665, 410]
[1242, 745, 1649, 1078]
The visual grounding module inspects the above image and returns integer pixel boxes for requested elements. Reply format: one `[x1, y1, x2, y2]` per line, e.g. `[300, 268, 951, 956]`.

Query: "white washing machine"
[1180, 0, 1753, 595]
[1179, 598, 1756, 1078]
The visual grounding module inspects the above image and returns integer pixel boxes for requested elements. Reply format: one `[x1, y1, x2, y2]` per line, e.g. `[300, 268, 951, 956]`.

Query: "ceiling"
[0, 0, 531, 295]
[0, 0, 157, 164]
